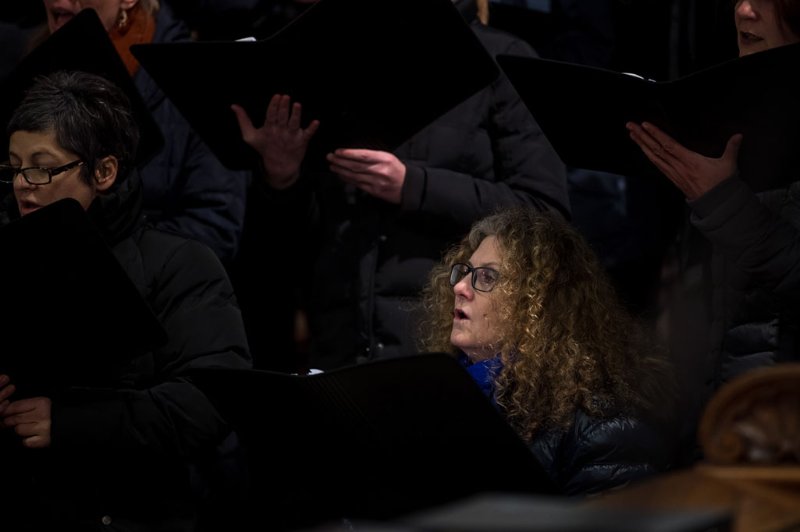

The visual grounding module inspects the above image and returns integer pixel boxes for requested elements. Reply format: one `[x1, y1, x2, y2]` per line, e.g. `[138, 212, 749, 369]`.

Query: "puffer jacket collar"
[86, 169, 147, 246]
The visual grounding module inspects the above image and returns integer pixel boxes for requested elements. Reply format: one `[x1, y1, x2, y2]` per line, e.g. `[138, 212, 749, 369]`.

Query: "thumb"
[304, 119, 321, 140]
[230, 104, 254, 139]
[723, 133, 744, 159]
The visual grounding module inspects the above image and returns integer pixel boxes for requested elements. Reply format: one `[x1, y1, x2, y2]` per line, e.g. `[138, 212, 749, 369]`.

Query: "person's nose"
[735, 0, 757, 19]
[453, 273, 474, 299]
[14, 172, 35, 193]
[47, 0, 78, 9]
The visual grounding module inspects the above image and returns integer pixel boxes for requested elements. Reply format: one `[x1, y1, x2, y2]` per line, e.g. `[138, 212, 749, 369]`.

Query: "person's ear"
[94, 156, 119, 192]
[121, 0, 140, 10]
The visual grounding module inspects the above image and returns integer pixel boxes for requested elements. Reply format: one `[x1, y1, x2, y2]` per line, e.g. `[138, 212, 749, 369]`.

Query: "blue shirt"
[458, 353, 503, 407]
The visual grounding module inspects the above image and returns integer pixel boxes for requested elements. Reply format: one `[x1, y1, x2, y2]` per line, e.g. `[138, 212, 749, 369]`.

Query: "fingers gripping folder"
[498, 42, 800, 193]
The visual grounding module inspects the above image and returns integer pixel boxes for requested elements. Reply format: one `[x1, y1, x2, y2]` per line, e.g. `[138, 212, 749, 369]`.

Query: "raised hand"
[232, 94, 320, 190]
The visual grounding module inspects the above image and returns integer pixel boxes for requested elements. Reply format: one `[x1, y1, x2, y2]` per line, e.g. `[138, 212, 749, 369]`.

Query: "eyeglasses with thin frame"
[449, 263, 500, 293]
[0, 160, 85, 185]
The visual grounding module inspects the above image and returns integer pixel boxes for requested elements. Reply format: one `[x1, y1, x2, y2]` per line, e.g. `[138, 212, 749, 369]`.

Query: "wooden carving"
[698, 364, 800, 466]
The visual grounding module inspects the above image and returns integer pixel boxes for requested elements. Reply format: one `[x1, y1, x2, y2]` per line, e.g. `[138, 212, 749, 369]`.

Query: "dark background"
[1, 0, 740, 80]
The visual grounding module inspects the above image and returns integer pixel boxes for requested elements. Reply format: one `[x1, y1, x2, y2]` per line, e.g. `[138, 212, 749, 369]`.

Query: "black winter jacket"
[530, 409, 674, 496]
[688, 175, 800, 391]
[3, 172, 251, 531]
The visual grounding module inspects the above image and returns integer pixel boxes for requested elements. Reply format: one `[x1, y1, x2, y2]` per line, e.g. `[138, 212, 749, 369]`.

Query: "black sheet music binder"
[131, 0, 500, 171]
[188, 353, 555, 530]
[0, 199, 167, 397]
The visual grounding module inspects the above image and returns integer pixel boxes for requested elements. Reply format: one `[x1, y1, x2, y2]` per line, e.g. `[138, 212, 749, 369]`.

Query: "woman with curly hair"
[419, 207, 677, 495]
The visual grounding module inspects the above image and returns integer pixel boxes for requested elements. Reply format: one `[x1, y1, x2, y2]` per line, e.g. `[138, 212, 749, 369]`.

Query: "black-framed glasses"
[449, 263, 500, 292]
[0, 160, 85, 185]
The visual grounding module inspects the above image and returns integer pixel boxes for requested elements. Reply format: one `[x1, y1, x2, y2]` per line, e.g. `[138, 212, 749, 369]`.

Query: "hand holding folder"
[625, 120, 744, 200]
[498, 42, 800, 193]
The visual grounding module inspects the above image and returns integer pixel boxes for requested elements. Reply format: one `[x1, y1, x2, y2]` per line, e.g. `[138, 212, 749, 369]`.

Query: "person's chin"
[450, 332, 469, 350]
[49, 11, 76, 32]
[738, 39, 770, 56]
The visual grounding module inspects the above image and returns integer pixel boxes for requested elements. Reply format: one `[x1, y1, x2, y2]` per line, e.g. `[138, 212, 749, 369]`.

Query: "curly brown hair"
[419, 207, 674, 443]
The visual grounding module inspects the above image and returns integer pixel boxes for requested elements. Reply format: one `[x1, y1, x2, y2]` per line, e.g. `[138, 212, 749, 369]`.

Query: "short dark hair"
[7, 70, 140, 185]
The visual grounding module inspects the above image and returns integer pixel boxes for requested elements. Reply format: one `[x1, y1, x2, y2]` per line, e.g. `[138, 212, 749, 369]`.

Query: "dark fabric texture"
[530, 409, 673, 496]
[2, 171, 251, 531]
[460, 353, 672, 496]
[687, 175, 800, 391]
[134, 3, 249, 264]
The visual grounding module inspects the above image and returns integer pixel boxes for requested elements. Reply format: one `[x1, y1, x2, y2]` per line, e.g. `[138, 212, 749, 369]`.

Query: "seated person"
[418, 207, 677, 495]
[0, 70, 250, 531]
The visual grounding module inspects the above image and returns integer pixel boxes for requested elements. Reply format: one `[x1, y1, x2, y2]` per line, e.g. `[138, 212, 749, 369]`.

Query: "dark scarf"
[86, 169, 147, 246]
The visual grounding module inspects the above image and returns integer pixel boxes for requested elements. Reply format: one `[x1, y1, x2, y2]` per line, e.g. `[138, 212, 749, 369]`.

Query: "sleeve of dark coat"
[50, 237, 252, 458]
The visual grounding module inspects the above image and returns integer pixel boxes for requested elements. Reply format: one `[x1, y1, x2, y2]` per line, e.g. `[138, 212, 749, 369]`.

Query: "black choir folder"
[130, 0, 500, 171]
[0, 9, 162, 167]
[0, 199, 167, 397]
[498, 41, 800, 193]
[188, 354, 555, 530]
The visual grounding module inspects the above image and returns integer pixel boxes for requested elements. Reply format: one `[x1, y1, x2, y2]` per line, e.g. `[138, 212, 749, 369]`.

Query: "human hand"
[1, 396, 52, 449]
[626, 121, 743, 200]
[0, 374, 15, 417]
[326, 148, 406, 204]
[231, 94, 320, 190]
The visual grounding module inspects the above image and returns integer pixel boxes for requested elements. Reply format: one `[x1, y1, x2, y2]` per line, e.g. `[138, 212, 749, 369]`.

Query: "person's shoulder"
[568, 409, 674, 469]
[536, 409, 674, 495]
[573, 409, 658, 444]
[137, 227, 223, 268]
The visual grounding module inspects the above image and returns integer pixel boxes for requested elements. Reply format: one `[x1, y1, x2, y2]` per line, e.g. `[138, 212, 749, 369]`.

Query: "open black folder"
[0, 9, 163, 167]
[497, 42, 800, 193]
[188, 353, 555, 530]
[131, 0, 500, 171]
[0, 199, 167, 397]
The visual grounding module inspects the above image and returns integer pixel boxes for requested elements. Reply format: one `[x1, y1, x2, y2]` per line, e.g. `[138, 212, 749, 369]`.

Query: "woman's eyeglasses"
[449, 263, 500, 292]
[0, 160, 84, 185]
